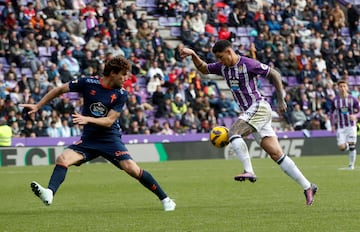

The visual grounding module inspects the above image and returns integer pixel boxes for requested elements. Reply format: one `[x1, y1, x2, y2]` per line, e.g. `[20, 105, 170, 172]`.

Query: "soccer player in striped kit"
[331, 80, 360, 170]
[181, 40, 317, 205]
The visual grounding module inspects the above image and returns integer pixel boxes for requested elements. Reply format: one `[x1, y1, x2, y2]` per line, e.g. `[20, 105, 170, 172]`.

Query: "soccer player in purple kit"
[20, 56, 176, 211]
[331, 80, 359, 170]
[181, 40, 317, 205]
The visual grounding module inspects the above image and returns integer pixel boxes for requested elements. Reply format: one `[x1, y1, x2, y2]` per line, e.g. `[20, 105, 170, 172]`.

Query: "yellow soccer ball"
[210, 126, 229, 148]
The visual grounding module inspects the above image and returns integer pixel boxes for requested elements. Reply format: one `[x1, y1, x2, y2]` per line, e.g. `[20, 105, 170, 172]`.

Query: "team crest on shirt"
[340, 107, 349, 114]
[260, 63, 268, 70]
[90, 102, 108, 116]
[230, 79, 240, 90]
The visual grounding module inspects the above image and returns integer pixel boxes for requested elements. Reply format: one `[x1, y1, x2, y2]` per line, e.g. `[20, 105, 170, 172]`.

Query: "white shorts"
[336, 126, 357, 145]
[239, 99, 276, 143]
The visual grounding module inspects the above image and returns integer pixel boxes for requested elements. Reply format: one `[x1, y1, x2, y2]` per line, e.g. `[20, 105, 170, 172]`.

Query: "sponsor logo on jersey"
[90, 102, 108, 116]
[260, 63, 268, 70]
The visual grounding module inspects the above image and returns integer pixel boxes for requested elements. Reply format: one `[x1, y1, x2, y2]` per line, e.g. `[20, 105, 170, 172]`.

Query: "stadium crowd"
[0, 0, 360, 138]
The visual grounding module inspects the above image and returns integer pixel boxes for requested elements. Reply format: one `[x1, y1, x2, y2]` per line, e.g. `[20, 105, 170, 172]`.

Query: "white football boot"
[30, 181, 53, 206]
[161, 197, 176, 211]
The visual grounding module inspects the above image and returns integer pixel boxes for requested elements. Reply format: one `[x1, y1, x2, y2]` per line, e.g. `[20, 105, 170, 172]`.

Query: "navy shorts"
[67, 138, 133, 169]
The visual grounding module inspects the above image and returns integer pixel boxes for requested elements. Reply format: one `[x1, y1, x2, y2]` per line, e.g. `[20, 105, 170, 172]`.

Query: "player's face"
[338, 83, 348, 96]
[215, 48, 233, 66]
[114, 70, 129, 88]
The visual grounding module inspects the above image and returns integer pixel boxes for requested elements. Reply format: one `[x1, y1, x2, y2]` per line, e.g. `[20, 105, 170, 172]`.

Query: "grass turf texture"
[0, 155, 359, 232]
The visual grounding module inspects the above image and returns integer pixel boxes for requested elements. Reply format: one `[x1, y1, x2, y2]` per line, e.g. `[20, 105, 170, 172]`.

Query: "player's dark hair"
[212, 40, 232, 53]
[103, 55, 131, 76]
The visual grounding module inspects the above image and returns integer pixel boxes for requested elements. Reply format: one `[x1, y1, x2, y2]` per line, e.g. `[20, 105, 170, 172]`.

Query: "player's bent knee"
[56, 150, 84, 167]
[120, 160, 141, 178]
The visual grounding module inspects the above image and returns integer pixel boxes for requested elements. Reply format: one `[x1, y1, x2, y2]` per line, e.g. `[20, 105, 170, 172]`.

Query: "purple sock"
[48, 165, 68, 194]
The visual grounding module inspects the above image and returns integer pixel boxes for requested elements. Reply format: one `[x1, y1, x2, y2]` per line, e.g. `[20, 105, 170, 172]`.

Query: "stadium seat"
[221, 117, 234, 128]
[236, 27, 248, 37]
[340, 27, 350, 37]
[159, 17, 169, 26]
[21, 68, 33, 77]
[261, 86, 273, 97]
[287, 76, 298, 86]
[170, 27, 181, 37]
[356, 76, 360, 85]
[348, 75, 356, 86]
[259, 77, 271, 86]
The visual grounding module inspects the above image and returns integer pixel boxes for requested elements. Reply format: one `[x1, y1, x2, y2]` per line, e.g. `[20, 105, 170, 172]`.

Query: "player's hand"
[180, 48, 194, 58]
[72, 112, 89, 125]
[350, 114, 357, 121]
[277, 99, 287, 113]
[19, 104, 39, 114]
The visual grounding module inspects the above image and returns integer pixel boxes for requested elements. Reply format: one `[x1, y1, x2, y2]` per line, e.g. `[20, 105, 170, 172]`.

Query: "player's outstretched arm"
[72, 109, 120, 128]
[20, 84, 70, 114]
[180, 47, 209, 74]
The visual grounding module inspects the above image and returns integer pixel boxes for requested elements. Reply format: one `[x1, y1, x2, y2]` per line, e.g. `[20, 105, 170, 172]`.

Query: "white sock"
[277, 155, 311, 190]
[230, 136, 254, 174]
[349, 149, 356, 167]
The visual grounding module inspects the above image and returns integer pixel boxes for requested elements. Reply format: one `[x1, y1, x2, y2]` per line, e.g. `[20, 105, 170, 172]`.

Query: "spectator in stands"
[171, 93, 187, 120]
[59, 64, 74, 83]
[159, 121, 174, 135]
[191, 12, 205, 36]
[137, 21, 152, 40]
[180, 20, 195, 47]
[344, 50, 358, 75]
[147, 74, 164, 96]
[181, 106, 200, 133]
[10, 121, 21, 138]
[215, 92, 239, 118]
[47, 120, 60, 137]
[128, 120, 142, 134]
[58, 49, 81, 77]
[131, 106, 148, 126]
[119, 108, 132, 133]
[21, 119, 36, 137]
[347, 3, 359, 37]
[55, 97, 75, 116]
[34, 120, 48, 137]
[330, 3, 345, 30]
[291, 103, 307, 130]
[149, 119, 162, 134]
[59, 119, 71, 137]
[22, 43, 41, 73]
[8, 43, 23, 67]
[71, 123, 82, 137]
[147, 60, 164, 80]
[156, 52, 168, 71]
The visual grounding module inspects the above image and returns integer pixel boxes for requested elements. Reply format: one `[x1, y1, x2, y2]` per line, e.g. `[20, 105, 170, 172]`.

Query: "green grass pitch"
[0, 155, 360, 232]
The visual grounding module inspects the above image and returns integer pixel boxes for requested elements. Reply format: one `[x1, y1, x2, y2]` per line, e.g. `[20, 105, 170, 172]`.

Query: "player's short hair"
[103, 55, 131, 76]
[212, 40, 232, 53]
[337, 79, 348, 86]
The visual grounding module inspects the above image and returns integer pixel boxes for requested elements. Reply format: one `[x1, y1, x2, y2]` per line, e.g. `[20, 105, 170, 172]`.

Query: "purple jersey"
[68, 77, 128, 141]
[331, 94, 359, 129]
[207, 56, 270, 111]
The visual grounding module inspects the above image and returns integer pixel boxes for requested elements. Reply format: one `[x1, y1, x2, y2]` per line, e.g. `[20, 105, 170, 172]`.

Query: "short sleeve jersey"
[68, 77, 128, 139]
[207, 56, 270, 111]
[331, 94, 359, 129]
